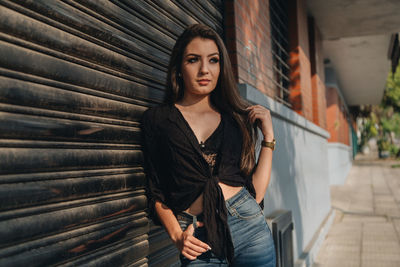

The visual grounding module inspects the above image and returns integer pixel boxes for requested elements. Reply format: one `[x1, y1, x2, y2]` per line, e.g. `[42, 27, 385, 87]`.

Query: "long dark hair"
[164, 24, 257, 177]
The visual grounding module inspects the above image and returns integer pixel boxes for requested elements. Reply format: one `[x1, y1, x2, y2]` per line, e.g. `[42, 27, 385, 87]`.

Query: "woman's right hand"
[174, 221, 212, 260]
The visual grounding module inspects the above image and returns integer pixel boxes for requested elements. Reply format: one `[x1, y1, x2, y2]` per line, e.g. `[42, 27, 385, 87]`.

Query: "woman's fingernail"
[208, 246, 212, 250]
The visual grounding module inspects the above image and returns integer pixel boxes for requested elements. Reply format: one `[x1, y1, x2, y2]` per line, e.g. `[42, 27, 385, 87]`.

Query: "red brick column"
[326, 86, 350, 145]
[287, 0, 313, 121]
[308, 17, 327, 129]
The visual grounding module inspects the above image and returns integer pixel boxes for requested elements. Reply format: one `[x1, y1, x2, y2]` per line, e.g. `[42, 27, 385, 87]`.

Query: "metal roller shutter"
[0, 0, 223, 266]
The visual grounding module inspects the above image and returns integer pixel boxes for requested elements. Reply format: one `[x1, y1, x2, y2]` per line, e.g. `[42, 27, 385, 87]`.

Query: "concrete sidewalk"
[313, 154, 400, 267]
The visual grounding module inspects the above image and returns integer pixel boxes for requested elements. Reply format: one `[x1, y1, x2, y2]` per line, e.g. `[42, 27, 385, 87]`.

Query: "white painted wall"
[239, 84, 331, 261]
[327, 143, 353, 185]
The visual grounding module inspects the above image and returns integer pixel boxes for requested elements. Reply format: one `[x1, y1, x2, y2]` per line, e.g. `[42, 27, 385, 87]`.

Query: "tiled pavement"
[313, 154, 400, 267]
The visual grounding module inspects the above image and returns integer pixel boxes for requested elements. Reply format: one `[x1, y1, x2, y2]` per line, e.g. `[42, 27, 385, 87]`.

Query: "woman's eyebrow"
[185, 52, 219, 57]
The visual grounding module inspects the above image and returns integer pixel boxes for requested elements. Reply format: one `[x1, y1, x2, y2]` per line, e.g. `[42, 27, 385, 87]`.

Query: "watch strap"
[261, 138, 276, 151]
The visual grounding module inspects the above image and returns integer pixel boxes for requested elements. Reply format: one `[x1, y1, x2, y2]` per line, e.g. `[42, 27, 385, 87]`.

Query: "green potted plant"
[377, 138, 390, 158]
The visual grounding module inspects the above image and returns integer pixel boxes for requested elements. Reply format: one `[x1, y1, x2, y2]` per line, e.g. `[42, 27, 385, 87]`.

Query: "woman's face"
[180, 37, 220, 98]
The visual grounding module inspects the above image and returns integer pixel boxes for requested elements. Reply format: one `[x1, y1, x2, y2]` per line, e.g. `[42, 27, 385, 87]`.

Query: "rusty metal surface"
[0, 0, 223, 265]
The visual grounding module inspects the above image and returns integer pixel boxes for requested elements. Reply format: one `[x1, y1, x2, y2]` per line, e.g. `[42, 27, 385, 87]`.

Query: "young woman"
[141, 24, 276, 266]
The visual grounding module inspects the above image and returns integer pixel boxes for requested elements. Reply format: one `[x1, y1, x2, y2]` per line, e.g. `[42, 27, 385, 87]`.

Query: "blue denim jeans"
[177, 187, 276, 266]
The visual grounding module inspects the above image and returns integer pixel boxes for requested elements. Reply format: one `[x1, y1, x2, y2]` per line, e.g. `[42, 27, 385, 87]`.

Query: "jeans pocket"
[230, 194, 263, 220]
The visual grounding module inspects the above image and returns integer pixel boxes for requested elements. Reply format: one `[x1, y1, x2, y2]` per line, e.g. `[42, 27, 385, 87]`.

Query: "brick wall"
[287, 0, 313, 121]
[326, 86, 350, 145]
[308, 17, 327, 129]
[224, 0, 328, 131]
[224, 0, 276, 98]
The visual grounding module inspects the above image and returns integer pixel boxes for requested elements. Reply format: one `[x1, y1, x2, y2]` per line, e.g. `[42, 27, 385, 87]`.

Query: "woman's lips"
[197, 79, 210, 85]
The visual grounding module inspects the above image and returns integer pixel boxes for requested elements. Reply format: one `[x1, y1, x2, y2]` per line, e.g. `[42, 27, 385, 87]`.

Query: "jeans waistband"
[225, 186, 249, 208]
[177, 187, 248, 224]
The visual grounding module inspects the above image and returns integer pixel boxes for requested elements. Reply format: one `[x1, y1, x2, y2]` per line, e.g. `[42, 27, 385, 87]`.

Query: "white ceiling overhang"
[307, 0, 400, 105]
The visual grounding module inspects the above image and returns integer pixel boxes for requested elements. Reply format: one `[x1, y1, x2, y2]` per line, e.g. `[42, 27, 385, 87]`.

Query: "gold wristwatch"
[261, 138, 276, 151]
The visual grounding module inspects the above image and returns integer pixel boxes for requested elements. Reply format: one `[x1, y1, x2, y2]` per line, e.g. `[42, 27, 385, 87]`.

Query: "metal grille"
[269, 0, 291, 107]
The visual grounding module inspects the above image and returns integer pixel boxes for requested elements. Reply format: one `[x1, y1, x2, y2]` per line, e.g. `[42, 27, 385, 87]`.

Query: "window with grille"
[269, 0, 291, 107]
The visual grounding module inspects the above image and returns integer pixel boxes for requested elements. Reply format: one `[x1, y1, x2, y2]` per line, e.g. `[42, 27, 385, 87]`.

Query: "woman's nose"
[199, 60, 209, 74]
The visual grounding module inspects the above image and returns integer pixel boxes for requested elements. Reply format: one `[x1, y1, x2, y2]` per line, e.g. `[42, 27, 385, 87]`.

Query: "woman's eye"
[188, 57, 198, 63]
[210, 57, 219, 63]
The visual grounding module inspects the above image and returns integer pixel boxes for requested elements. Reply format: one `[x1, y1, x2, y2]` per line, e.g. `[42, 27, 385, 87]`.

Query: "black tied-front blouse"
[141, 103, 256, 263]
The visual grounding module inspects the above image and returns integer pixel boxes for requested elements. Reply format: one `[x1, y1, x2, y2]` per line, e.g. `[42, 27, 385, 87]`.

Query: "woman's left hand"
[246, 105, 274, 141]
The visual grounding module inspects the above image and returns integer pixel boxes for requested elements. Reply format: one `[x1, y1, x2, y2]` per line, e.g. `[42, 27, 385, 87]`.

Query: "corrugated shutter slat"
[0, 0, 223, 266]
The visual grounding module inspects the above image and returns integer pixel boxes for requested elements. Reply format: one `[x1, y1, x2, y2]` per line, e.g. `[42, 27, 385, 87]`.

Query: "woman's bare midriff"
[184, 182, 243, 215]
